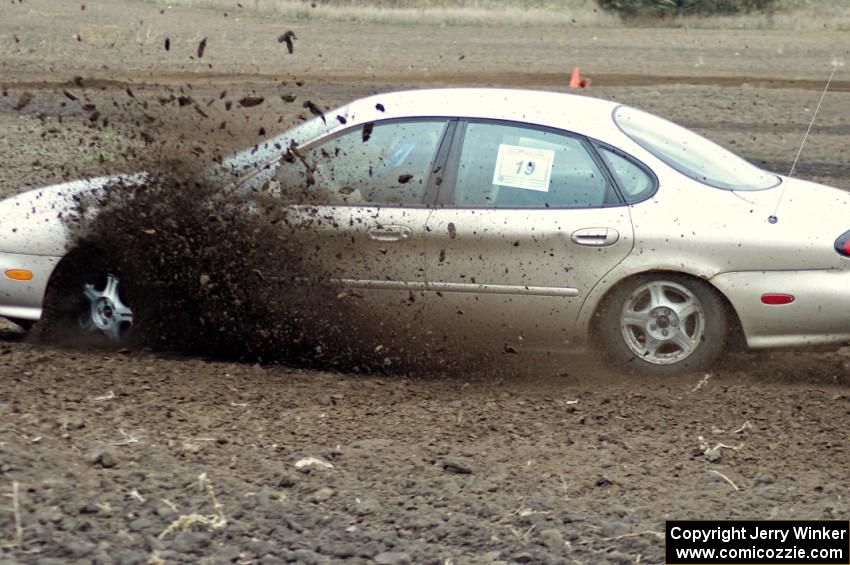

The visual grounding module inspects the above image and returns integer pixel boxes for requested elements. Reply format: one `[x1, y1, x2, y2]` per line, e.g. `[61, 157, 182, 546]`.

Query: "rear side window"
[452, 122, 619, 209]
[273, 120, 447, 206]
[596, 145, 656, 203]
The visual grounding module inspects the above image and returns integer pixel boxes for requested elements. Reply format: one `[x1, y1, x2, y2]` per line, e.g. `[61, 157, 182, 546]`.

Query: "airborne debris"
[238, 96, 264, 108]
[362, 122, 374, 142]
[58, 169, 365, 363]
[13, 91, 33, 111]
[302, 100, 325, 124]
[278, 30, 296, 54]
[197, 37, 207, 58]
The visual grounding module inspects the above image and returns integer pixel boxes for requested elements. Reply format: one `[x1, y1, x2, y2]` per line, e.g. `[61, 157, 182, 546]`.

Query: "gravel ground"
[2, 331, 850, 564]
[1, 1, 850, 563]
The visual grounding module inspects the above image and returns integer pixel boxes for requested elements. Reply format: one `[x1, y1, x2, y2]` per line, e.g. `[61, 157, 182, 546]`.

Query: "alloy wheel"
[80, 273, 134, 340]
[619, 280, 705, 365]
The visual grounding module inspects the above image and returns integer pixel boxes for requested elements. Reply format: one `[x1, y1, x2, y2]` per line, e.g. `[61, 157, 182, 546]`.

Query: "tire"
[39, 248, 135, 344]
[594, 274, 728, 375]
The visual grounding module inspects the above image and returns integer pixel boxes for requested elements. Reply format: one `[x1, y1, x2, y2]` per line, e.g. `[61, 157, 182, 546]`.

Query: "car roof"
[221, 88, 628, 177]
[333, 88, 622, 141]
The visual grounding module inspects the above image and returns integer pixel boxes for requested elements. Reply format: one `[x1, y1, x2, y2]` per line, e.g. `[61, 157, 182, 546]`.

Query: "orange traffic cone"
[569, 66, 590, 89]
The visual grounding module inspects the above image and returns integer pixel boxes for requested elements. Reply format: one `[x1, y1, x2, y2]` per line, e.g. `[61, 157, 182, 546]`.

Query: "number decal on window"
[493, 144, 554, 192]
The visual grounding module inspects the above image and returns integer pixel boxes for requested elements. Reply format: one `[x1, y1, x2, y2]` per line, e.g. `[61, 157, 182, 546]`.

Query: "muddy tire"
[39, 248, 135, 344]
[594, 274, 728, 375]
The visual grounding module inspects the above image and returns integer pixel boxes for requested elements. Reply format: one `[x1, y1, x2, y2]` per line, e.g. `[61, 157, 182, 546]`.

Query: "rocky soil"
[1, 1, 850, 563]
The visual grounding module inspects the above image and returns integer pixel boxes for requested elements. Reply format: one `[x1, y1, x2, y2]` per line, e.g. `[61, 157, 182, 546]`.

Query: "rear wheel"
[40, 250, 134, 343]
[595, 275, 728, 375]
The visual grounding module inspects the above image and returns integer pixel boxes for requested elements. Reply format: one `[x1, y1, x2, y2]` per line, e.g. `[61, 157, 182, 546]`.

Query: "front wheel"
[594, 275, 728, 375]
[40, 249, 134, 343]
[78, 273, 134, 340]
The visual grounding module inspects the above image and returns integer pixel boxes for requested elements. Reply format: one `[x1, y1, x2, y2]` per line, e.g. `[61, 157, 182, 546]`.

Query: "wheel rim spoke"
[648, 283, 667, 309]
[670, 330, 695, 354]
[114, 303, 134, 323]
[83, 283, 99, 304]
[642, 335, 660, 357]
[675, 299, 698, 322]
[622, 311, 647, 328]
[77, 273, 133, 340]
[103, 274, 120, 302]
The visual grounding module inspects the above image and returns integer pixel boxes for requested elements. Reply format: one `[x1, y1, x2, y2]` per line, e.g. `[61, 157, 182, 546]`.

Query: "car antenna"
[768, 61, 840, 224]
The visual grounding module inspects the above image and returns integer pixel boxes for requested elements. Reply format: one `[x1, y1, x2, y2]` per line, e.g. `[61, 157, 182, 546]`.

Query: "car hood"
[0, 174, 145, 256]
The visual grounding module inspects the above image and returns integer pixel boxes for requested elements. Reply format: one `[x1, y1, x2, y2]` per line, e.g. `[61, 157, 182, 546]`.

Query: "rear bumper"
[0, 251, 60, 321]
[711, 269, 850, 349]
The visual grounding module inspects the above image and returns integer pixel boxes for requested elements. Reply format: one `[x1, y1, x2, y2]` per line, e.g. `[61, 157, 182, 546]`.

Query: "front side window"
[273, 120, 447, 206]
[613, 105, 780, 191]
[452, 122, 618, 209]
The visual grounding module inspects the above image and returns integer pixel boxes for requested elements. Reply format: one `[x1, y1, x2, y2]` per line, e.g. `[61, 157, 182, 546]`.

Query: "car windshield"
[613, 105, 780, 191]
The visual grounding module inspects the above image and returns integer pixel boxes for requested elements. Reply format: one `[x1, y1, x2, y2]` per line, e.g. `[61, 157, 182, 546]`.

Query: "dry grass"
[142, 0, 850, 29]
[144, 0, 617, 26]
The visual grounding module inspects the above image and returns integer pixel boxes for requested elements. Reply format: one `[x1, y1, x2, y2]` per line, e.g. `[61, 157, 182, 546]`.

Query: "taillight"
[836, 230, 850, 257]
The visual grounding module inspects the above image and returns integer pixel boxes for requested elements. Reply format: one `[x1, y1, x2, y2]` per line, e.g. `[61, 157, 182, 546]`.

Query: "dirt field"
[2, 1, 850, 563]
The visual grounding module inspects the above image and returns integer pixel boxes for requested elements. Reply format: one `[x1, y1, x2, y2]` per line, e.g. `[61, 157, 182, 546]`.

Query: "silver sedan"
[1, 88, 848, 374]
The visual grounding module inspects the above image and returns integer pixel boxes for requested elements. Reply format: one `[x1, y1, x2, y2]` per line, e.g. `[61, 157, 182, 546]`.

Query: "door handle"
[368, 225, 412, 242]
[571, 227, 619, 247]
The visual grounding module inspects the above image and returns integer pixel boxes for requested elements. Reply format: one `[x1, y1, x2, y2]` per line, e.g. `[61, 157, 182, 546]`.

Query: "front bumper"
[0, 251, 60, 321]
[711, 268, 850, 349]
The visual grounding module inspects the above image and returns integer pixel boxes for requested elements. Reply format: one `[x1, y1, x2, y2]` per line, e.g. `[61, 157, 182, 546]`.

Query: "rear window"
[613, 105, 780, 191]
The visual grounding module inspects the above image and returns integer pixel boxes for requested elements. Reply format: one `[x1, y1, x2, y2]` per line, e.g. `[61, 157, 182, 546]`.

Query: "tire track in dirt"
[4, 72, 850, 92]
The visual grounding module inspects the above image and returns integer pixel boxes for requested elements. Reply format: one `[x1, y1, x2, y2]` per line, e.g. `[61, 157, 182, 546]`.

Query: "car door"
[268, 118, 453, 354]
[424, 120, 635, 353]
